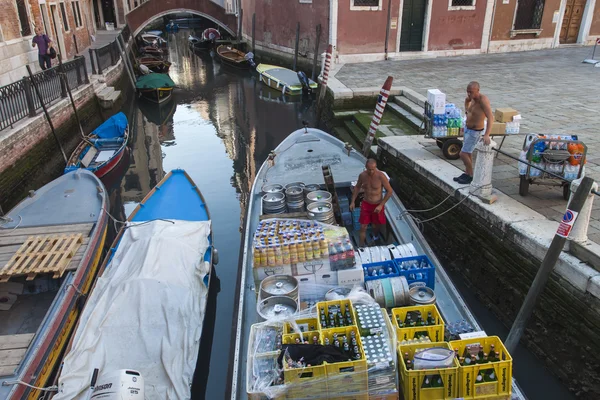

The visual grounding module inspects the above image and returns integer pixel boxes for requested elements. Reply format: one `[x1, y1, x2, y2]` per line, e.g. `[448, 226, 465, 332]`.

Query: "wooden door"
[560, 0, 587, 44]
[399, 0, 427, 52]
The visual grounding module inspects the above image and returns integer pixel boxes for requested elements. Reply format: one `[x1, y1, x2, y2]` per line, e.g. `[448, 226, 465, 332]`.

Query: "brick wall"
[378, 147, 600, 399]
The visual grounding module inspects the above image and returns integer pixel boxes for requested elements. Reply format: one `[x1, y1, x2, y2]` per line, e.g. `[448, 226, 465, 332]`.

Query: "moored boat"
[0, 169, 108, 400]
[256, 63, 318, 95]
[140, 33, 166, 47]
[136, 73, 175, 104]
[230, 127, 526, 399]
[216, 45, 255, 69]
[188, 28, 221, 51]
[64, 112, 129, 178]
[136, 55, 172, 73]
[51, 169, 216, 400]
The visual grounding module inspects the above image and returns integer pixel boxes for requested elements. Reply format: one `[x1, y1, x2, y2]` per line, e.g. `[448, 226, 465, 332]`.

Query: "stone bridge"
[126, 0, 238, 37]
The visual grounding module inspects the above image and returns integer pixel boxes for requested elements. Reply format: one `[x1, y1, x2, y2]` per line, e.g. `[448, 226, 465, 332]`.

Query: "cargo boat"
[230, 126, 526, 399]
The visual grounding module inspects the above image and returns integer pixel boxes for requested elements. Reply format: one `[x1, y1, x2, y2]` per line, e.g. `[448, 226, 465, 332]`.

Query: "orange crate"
[282, 330, 322, 346]
[398, 341, 459, 400]
[316, 299, 357, 330]
[283, 317, 319, 334]
[449, 336, 513, 399]
[391, 305, 444, 344]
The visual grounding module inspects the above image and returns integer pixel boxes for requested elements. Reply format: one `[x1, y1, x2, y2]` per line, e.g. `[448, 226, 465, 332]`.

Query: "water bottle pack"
[505, 121, 520, 134]
[362, 260, 399, 281]
[564, 164, 579, 181]
[395, 255, 435, 289]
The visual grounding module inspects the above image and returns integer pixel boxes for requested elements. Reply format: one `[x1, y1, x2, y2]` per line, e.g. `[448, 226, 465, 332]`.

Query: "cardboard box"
[292, 259, 331, 276]
[490, 122, 506, 135]
[297, 274, 317, 286]
[317, 271, 338, 286]
[427, 89, 446, 115]
[494, 108, 519, 123]
[253, 265, 293, 281]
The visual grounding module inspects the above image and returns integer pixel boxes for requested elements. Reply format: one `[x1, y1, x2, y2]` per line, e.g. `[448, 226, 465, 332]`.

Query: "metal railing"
[0, 56, 88, 132]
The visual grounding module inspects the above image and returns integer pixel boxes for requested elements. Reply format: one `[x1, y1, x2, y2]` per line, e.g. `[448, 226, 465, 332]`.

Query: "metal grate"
[15, 0, 32, 36]
[514, 0, 545, 30]
[353, 0, 379, 6]
[451, 0, 475, 6]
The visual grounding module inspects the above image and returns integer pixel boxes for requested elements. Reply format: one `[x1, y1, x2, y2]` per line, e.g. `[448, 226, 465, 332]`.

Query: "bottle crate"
[283, 360, 328, 399]
[316, 299, 357, 330]
[391, 305, 444, 343]
[394, 255, 435, 289]
[448, 336, 513, 399]
[283, 317, 319, 334]
[362, 260, 399, 282]
[282, 330, 322, 346]
[247, 352, 285, 400]
[397, 341, 459, 400]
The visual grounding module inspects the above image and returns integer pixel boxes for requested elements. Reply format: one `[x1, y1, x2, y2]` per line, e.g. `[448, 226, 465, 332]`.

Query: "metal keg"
[285, 185, 305, 213]
[304, 184, 321, 196]
[262, 192, 287, 215]
[285, 182, 305, 190]
[306, 190, 332, 205]
[257, 296, 299, 321]
[408, 285, 436, 305]
[365, 276, 410, 308]
[307, 201, 335, 225]
[261, 183, 284, 195]
[389, 243, 418, 259]
[325, 286, 352, 300]
[260, 275, 299, 301]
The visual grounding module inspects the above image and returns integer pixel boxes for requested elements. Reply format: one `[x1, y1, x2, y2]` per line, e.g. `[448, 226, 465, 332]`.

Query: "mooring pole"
[311, 24, 321, 81]
[362, 76, 393, 156]
[293, 22, 300, 71]
[316, 44, 333, 123]
[116, 36, 136, 90]
[252, 13, 256, 54]
[504, 176, 595, 354]
[25, 65, 68, 164]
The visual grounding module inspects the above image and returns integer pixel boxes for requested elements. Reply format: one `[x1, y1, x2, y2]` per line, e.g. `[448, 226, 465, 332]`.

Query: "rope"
[101, 207, 175, 233]
[0, 215, 22, 230]
[1, 380, 58, 392]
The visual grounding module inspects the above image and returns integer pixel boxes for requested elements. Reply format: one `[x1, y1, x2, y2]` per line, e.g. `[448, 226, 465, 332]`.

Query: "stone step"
[106, 90, 121, 103]
[387, 102, 424, 131]
[400, 87, 427, 108]
[394, 96, 425, 119]
[96, 86, 114, 100]
[93, 82, 107, 92]
[343, 120, 366, 145]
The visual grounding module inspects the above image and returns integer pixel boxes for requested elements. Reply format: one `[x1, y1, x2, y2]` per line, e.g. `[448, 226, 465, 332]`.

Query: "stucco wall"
[427, 1, 488, 51]
[590, 0, 600, 35]
[491, 0, 561, 40]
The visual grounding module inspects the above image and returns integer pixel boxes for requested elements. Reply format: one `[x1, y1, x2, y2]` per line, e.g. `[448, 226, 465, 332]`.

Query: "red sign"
[557, 209, 579, 238]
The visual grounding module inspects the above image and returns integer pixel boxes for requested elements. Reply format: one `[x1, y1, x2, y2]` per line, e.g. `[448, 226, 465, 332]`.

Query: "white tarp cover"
[54, 220, 211, 400]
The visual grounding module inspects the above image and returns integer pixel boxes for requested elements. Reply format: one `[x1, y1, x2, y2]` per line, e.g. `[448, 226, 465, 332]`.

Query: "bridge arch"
[127, 2, 237, 38]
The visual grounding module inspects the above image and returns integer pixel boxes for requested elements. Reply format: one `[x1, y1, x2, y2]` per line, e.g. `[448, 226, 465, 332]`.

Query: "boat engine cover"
[91, 369, 144, 399]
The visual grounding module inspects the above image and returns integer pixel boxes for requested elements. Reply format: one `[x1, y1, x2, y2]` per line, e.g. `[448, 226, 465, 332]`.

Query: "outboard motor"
[90, 369, 144, 399]
[245, 52, 256, 68]
[297, 71, 312, 95]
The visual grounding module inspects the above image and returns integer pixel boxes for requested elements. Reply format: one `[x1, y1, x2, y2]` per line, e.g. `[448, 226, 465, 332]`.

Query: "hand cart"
[422, 102, 525, 160]
[519, 135, 587, 200]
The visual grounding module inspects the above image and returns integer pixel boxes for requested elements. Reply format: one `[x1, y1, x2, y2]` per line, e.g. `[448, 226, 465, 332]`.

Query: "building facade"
[0, 0, 97, 85]
[241, 0, 600, 64]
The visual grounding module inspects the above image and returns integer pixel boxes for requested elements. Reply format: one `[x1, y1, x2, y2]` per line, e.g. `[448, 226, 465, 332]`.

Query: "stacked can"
[354, 304, 398, 396]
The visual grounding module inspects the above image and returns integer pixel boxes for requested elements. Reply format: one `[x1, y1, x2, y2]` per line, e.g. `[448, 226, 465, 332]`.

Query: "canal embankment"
[0, 34, 131, 211]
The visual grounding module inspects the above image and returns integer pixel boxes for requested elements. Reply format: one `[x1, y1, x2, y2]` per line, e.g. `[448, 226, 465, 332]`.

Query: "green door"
[399, 0, 427, 52]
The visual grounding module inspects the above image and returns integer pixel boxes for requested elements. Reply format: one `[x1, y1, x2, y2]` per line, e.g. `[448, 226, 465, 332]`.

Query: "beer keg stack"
[285, 182, 305, 213]
[261, 182, 337, 225]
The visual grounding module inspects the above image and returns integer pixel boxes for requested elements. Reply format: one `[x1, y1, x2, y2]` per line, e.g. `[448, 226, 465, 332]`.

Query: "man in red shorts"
[350, 159, 393, 247]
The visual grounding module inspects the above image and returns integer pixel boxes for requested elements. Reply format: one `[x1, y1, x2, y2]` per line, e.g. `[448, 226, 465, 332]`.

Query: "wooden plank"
[0, 333, 35, 350]
[0, 242, 88, 264]
[259, 212, 310, 221]
[0, 348, 27, 366]
[0, 223, 93, 239]
[0, 365, 18, 376]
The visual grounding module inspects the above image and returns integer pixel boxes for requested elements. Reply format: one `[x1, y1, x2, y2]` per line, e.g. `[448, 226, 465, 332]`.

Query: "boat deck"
[0, 333, 35, 377]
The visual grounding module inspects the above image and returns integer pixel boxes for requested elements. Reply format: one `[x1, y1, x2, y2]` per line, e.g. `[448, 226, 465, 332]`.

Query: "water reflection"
[115, 29, 316, 399]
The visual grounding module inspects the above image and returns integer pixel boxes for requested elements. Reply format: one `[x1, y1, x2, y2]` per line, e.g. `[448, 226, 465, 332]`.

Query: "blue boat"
[64, 112, 129, 178]
[52, 169, 217, 399]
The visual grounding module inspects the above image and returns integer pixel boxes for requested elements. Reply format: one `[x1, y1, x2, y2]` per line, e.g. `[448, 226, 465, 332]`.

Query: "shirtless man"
[350, 159, 393, 247]
[454, 81, 494, 184]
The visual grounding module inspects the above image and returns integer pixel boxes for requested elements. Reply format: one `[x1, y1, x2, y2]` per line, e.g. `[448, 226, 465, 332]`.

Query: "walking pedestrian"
[454, 81, 494, 184]
[32, 27, 53, 70]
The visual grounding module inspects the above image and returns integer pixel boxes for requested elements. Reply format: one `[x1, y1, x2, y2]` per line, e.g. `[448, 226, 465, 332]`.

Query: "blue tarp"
[92, 112, 128, 139]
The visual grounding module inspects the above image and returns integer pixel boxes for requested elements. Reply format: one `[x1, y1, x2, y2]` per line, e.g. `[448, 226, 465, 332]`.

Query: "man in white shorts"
[454, 81, 494, 184]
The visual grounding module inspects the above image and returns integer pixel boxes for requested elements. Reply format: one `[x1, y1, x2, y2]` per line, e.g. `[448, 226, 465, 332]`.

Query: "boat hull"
[139, 87, 173, 104]
[64, 128, 129, 178]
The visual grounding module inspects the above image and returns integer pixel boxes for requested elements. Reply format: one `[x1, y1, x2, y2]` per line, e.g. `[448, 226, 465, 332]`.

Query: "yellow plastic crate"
[283, 362, 328, 399]
[398, 341, 459, 400]
[283, 317, 319, 334]
[367, 392, 399, 400]
[247, 353, 285, 400]
[316, 299, 357, 330]
[449, 336, 513, 399]
[391, 305, 444, 343]
[283, 330, 322, 346]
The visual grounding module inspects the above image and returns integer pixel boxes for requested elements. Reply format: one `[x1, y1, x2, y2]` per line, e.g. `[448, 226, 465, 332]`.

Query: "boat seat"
[80, 147, 98, 168]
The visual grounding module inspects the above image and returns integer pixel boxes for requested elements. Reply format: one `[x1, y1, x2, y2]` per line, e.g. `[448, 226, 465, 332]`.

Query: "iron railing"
[514, 0, 545, 30]
[353, 0, 380, 6]
[0, 56, 88, 131]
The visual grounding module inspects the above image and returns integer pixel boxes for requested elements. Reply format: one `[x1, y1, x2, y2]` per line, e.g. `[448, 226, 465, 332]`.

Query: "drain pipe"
[384, 0, 392, 60]
[486, 0, 497, 53]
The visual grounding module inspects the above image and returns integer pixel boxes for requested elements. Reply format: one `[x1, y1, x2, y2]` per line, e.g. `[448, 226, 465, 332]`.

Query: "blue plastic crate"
[394, 255, 435, 289]
[362, 260, 400, 281]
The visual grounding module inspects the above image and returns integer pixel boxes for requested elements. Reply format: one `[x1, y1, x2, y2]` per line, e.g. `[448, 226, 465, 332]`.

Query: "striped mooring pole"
[362, 76, 393, 156]
[316, 44, 333, 123]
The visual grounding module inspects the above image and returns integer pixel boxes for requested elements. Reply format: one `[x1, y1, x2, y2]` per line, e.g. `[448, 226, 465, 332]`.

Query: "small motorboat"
[256, 63, 318, 95]
[216, 45, 255, 69]
[53, 169, 217, 400]
[136, 55, 172, 73]
[64, 112, 129, 178]
[136, 73, 175, 104]
[140, 33, 167, 47]
[0, 169, 108, 400]
[189, 28, 221, 51]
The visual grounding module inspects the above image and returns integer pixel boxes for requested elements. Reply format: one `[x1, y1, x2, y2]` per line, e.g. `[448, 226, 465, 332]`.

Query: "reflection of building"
[120, 108, 165, 203]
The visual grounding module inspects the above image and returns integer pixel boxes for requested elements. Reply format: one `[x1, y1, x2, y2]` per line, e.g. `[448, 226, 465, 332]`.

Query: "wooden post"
[293, 22, 300, 71]
[311, 24, 321, 81]
[505, 176, 595, 354]
[58, 54, 85, 139]
[25, 65, 68, 164]
[238, 8, 243, 40]
[252, 13, 256, 54]
[362, 76, 393, 156]
[316, 44, 333, 122]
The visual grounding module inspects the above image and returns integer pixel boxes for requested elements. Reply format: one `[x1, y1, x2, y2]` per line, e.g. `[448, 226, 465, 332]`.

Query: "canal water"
[5, 28, 574, 399]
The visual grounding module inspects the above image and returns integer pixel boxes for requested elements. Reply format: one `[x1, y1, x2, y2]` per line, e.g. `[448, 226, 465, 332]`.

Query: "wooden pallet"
[0, 333, 35, 376]
[0, 234, 84, 283]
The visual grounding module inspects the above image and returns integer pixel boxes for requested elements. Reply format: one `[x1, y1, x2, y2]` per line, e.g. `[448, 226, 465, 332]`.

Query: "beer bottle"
[482, 352, 489, 364]
[324, 337, 330, 345]
[405, 360, 412, 370]
[427, 311, 435, 325]
[404, 314, 412, 326]
[488, 345, 496, 361]
[478, 345, 485, 361]
[434, 376, 443, 388]
[495, 351, 501, 362]
[459, 357, 465, 366]
[476, 372, 484, 384]
[422, 377, 431, 389]
[312, 336, 319, 345]
[295, 338, 301, 344]
[343, 342, 350, 353]
[403, 352, 410, 364]
[486, 370, 497, 382]
[334, 339, 340, 348]
[353, 346, 361, 360]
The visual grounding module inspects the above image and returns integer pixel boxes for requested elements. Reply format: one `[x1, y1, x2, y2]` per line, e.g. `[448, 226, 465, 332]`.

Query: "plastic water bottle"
[518, 150, 528, 175]
[336, 241, 347, 267]
[329, 243, 338, 269]
[344, 239, 355, 267]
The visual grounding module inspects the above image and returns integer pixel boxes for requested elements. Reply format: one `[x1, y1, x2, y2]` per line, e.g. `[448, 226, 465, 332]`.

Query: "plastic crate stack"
[246, 323, 286, 399]
[355, 303, 399, 400]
